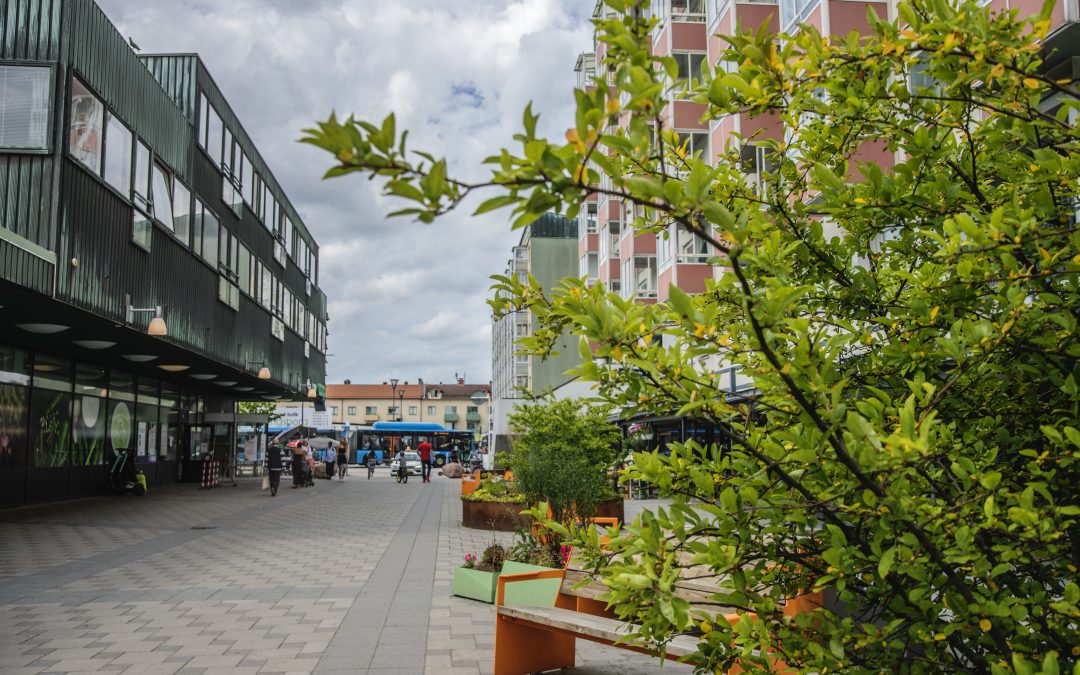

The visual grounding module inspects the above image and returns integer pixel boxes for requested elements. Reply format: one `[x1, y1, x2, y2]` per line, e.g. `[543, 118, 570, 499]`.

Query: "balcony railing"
[444, 412, 459, 423]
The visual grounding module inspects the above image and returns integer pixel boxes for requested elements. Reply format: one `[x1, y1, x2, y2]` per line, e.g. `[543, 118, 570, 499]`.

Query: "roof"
[324, 383, 491, 400]
[325, 384, 423, 399]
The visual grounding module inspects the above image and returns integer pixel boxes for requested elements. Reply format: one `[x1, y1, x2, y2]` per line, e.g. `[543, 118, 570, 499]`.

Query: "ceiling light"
[217, 381, 238, 386]
[33, 363, 60, 372]
[122, 354, 157, 362]
[190, 374, 217, 380]
[73, 340, 116, 350]
[158, 364, 189, 372]
[17, 323, 70, 334]
[235, 386, 254, 392]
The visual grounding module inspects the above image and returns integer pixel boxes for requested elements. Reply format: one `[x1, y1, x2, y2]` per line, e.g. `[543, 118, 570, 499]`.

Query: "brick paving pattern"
[0, 469, 693, 675]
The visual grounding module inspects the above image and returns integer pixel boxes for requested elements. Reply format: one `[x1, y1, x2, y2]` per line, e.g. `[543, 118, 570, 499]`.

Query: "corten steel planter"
[461, 498, 625, 531]
[461, 499, 531, 531]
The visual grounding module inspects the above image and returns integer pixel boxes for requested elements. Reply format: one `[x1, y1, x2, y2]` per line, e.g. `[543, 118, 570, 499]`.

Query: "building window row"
[66, 76, 327, 356]
[197, 92, 318, 287]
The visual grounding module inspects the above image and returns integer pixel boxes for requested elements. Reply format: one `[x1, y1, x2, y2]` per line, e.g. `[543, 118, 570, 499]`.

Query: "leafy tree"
[508, 397, 621, 531]
[237, 401, 282, 423]
[303, 0, 1080, 671]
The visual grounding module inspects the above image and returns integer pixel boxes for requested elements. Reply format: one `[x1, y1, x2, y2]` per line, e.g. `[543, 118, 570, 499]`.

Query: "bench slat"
[497, 605, 700, 659]
[560, 567, 737, 617]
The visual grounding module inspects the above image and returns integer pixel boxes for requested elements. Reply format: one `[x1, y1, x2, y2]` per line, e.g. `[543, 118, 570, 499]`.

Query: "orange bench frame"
[493, 567, 823, 675]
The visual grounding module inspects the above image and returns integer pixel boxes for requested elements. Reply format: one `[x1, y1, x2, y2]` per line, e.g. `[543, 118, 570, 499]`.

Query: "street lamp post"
[398, 391, 405, 422]
[388, 378, 399, 422]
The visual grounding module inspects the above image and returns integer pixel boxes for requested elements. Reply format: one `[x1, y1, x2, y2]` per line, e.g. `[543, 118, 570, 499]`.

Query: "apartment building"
[0, 0, 328, 505]
[490, 213, 581, 452]
[571, 0, 1077, 442]
[275, 378, 491, 437]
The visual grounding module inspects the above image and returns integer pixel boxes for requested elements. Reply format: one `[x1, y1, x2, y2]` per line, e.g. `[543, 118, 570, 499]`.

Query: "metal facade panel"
[140, 54, 198, 122]
[58, 161, 324, 388]
[0, 239, 53, 293]
[1, 0, 61, 60]
[0, 154, 54, 247]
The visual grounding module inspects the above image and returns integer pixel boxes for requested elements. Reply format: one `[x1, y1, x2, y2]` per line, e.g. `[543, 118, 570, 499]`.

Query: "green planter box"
[452, 566, 498, 603]
[500, 561, 561, 606]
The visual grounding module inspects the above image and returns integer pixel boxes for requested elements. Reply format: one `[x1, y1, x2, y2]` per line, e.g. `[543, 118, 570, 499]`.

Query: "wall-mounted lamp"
[304, 379, 316, 398]
[248, 360, 271, 380]
[125, 293, 167, 336]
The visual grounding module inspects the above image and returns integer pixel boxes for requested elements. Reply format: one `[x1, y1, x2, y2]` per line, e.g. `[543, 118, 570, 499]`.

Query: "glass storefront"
[0, 344, 231, 505]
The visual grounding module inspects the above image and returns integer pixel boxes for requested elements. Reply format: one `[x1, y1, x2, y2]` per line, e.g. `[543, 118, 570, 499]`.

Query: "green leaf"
[878, 547, 895, 579]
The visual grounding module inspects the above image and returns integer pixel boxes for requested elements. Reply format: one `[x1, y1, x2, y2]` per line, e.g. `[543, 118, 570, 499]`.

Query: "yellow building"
[317, 378, 491, 436]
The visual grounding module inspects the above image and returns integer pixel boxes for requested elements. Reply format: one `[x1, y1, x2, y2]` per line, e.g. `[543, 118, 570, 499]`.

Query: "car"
[389, 451, 422, 476]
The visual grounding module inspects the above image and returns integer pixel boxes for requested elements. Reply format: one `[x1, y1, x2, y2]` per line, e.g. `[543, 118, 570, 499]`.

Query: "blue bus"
[354, 422, 474, 467]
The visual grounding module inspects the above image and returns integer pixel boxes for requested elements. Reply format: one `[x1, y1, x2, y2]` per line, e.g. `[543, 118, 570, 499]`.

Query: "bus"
[353, 422, 475, 467]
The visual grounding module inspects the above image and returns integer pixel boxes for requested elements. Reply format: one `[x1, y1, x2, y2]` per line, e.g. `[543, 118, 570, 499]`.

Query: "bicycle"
[394, 463, 408, 484]
[367, 459, 375, 479]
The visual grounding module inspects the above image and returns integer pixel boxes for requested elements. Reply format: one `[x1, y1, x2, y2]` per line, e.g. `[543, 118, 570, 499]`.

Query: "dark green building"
[0, 0, 328, 505]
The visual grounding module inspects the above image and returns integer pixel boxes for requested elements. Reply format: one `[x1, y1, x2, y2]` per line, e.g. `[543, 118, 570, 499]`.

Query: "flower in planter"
[463, 553, 477, 569]
[559, 545, 572, 567]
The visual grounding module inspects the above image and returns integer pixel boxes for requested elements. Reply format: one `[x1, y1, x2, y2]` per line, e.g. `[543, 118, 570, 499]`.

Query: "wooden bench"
[493, 559, 821, 675]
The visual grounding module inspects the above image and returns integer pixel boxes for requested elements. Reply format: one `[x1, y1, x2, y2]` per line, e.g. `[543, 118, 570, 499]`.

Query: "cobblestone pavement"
[0, 470, 693, 675]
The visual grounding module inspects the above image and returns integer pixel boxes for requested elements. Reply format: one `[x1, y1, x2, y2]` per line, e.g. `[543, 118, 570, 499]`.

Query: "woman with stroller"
[291, 441, 305, 489]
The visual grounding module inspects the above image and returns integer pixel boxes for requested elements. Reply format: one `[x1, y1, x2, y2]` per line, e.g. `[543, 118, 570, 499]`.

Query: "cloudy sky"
[98, 0, 594, 386]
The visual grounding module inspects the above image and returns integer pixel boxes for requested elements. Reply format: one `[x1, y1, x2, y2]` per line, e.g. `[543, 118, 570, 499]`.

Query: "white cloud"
[98, 0, 591, 385]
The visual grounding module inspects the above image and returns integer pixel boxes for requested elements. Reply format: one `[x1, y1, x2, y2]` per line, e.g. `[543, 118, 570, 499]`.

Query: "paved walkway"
[0, 470, 693, 675]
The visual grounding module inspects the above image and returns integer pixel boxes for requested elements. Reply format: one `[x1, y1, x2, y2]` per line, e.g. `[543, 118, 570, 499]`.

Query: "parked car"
[389, 452, 422, 476]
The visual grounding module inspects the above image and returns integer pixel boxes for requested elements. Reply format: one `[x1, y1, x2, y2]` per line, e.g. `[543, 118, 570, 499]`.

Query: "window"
[365, 406, 377, 415]
[634, 256, 658, 298]
[739, 144, 778, 196]
[445, 405, 457, 413]
[102, 113, 132, 193]
[172, 180, 191, 246]
[676, 131, 709, 158]
[238, 245, 251, 296]
[347, 406, 356, 416]
[672, 52, 707, 86]
[780, 0, 820, 32]
[217, 228, 240, 310]
[0, 65, 50, 150]
[199, 200, 219, 267]
[580, 252, 598, 281]
[388, 406, 399, 416]
[408, 406, 417, 416]
[132, 140, 151, 211]
[331, 406, 338, 416]
[670, 0, 706, 21]
[677, 224, 710, 263]
[132, 208, 152, 251]
[203, 97, 223, 168]
[69, 78, 103, 172]
[582, 202, 598, 235]
[151, 162, 173, 229]
[427, 405, 435, 416]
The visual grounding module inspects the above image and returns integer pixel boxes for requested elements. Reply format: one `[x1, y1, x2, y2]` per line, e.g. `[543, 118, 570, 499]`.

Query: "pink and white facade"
[577, 0, 1078, 306]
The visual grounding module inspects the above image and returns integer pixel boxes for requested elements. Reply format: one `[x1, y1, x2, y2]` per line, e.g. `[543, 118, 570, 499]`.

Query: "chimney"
[457, 375, 465, 385]
[344, 379, 351, 385]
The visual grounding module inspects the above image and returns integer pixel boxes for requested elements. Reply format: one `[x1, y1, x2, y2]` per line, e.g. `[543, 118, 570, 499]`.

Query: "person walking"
[324, 442, 336, 480]
[337, 439, 349, 480]
[266, 443, 283, 496]
[417, 437, 433, 483]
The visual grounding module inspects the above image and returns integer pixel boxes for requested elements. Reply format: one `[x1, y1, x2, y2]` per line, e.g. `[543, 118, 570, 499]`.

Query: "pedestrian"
[291, 441, 305, 489]
[324, 442, 336, 480]
[266, 443, 283, 496]
[337, 439, 349, 480]
[417, 437, 433, 483]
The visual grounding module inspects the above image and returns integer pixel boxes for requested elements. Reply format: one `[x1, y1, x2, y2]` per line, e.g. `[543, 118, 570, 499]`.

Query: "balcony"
[444, 412, 459, 423]
[466, 412, 481, 423]
[364, 414, 378, 423]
